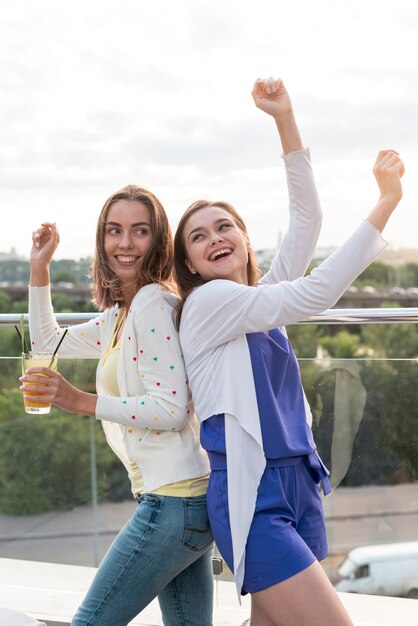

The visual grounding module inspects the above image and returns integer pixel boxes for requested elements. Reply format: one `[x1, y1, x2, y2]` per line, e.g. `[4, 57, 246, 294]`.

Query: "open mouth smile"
[209, 247, 233, 262]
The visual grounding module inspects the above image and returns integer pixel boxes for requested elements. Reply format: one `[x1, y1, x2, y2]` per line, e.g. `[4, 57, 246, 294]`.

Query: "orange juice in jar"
[22, 352, 57, 414]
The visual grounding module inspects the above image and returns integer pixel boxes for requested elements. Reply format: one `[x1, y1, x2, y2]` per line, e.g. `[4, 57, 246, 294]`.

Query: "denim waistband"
[208, 450, 332, 496]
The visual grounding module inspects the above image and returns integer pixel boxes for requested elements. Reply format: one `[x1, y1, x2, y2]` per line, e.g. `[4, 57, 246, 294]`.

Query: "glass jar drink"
[22, 352, 57, 414]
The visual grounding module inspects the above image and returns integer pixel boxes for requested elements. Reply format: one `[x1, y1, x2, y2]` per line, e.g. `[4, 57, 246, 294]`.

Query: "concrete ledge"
[0, 559, 251, 626]
[0, 559, 417, 626]
[340, 592, 417, 626]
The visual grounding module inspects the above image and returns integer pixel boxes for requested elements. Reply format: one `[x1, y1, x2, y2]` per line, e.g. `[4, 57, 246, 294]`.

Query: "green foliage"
[81, 300, 100, 313]
[384, 361, 418, 477]
[0, 410, 129, 515]
[298, 360, 323, 417]
[0, 357, 130, 515]
[11, 299, 28, 313]
[0, 329, 22, 357]
[292, 322, 418, 487]
[352, 261, 390, 288]
[307, 359, 417, 486]
[286, 325, 321, 358]
[0, 291, 12, 313]
[51, 293, 76, 312]
[361, 323, 418, 358]
[0, 389, 24, 421]
[402, 262, 418, 288]
[52, 270, 76, 284]
[0, 258, 92, 286]
[49, 258, 92, 286]
[319, 330, 361, 358]
[341, 361, 417, 485]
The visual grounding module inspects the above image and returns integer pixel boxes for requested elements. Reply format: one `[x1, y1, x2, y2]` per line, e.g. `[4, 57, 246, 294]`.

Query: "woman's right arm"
[29, 223, 101, 358]
[183, 151, 404, 348]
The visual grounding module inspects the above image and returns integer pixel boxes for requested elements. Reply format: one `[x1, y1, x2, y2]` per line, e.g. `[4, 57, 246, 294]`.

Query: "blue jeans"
[72, 493, 214, 626]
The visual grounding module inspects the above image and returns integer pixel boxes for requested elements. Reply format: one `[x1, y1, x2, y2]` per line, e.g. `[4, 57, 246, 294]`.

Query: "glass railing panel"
[214, 355, 418, 604]
[0, 355, 132, 568]
[1, 314, 417, 607]
[299, 357, 418, 599]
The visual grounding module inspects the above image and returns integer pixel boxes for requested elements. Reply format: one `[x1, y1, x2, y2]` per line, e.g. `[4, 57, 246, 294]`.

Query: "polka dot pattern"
[111, 294, 187, 433]
[29, 284, 198, 494]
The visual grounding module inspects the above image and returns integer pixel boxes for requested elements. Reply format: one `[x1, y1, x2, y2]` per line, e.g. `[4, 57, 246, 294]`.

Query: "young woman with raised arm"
[21, 188, 213, 626]
[173, 77, 404, 626]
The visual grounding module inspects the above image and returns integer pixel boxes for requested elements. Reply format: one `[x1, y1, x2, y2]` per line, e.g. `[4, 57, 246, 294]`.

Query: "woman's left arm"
[252, 78, 322, 284]
[21, 297, 189, 429]
[261, 149, 322, 284]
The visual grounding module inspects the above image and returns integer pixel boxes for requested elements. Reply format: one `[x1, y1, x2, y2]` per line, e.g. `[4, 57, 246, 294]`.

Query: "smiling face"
[183, 205, 250, 285]
[104, 199, 153, 292]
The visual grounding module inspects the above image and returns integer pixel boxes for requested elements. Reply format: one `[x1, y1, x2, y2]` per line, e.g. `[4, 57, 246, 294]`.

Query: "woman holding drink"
[173, 77, 404, 625]
[20, 187, 213, 625]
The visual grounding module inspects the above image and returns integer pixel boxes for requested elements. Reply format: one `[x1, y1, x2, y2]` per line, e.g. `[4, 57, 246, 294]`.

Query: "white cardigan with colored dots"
[29, 283, 210, 492]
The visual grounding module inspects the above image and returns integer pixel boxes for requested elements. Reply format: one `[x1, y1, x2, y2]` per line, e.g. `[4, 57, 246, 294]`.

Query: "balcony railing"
[0, 309, 417, 625]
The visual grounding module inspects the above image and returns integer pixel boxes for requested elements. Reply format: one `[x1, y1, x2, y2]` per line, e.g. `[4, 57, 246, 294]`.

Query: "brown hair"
[173, 199, 260, 327]
[91, 185, 173, 310]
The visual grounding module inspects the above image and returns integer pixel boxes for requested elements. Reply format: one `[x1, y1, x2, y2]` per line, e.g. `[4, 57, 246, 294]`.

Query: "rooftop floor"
[1, 558, 417, 626]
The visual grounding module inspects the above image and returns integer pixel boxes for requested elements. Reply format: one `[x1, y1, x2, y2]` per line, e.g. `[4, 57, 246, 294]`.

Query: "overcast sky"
[2, 0, 418, 260]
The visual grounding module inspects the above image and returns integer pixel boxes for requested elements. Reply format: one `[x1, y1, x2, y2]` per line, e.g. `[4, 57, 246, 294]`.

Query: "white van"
[335, 541, 418, 598]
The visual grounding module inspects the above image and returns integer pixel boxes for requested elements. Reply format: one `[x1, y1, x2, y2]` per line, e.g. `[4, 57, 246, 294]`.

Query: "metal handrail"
[1, 308, 418, 327]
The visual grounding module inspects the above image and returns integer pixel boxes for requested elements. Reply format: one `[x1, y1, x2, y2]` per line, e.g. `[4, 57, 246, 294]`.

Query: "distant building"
[0, 247, 25, 261]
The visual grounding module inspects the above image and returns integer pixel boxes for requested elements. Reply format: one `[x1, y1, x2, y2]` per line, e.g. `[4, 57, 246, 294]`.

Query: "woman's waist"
[207, 449, 331, 495]
[207, 450, 307, 470]
[102, 423, 209, 473]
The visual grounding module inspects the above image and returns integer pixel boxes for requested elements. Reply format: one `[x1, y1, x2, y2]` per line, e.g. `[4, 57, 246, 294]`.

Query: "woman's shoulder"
[181, 280, 248, 328]
[187, 279, 250, 307]
[131, 283, 179, 313]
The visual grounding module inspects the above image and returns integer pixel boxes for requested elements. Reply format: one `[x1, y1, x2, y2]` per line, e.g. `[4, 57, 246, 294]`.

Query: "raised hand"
[29, 222, 60, 286]
[373, 150, 404, 203]
[252, 76, 302, 154]
[367, 150, 404, 233]
[30, 222, 60, 267]
[251, 77, 293, 118]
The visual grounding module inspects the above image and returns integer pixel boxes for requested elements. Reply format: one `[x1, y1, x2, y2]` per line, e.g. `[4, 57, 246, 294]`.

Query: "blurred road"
[0, 483, 417, 570]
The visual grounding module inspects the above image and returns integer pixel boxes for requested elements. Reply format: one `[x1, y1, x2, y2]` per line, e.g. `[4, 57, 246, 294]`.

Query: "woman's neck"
[120, 281, 140, 310]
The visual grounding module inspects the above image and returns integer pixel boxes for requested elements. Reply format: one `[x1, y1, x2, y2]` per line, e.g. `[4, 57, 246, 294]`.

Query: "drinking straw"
[15, 325, 24, 350]
[15, 320, 30, 353]
[48, 328, 69, 367]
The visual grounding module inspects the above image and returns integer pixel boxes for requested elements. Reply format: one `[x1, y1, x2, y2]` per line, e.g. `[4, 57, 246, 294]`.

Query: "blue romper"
[201, 327, 331, 594]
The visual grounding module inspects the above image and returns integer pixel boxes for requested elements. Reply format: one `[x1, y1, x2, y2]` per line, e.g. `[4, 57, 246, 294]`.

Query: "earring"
[190, 268, 197, 275]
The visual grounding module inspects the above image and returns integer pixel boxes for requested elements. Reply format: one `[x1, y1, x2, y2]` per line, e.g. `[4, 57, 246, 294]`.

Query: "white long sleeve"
[261, 147, 322, 285]
[182, 220, 387, 350]
[29, 285, 101, 358]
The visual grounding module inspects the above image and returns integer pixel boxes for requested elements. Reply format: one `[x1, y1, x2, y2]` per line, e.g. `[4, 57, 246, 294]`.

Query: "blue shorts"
[207, 455, 328, 594]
